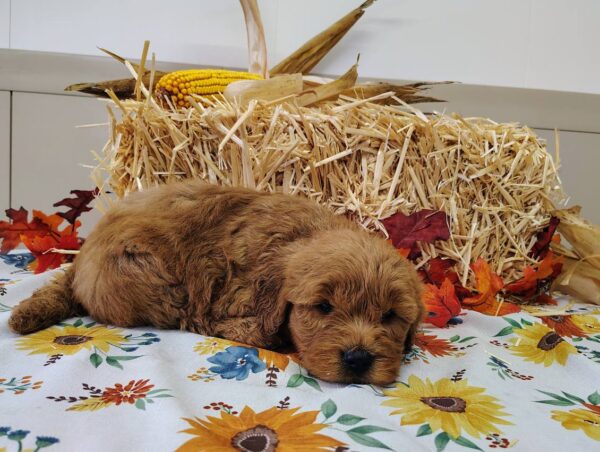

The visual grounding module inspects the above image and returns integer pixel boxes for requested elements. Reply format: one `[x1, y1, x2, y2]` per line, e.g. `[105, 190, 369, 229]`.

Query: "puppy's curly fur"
[9, 181, 423, 384]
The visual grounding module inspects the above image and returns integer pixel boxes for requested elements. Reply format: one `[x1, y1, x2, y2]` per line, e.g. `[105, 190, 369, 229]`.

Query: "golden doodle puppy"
[9, 181, 423, 384]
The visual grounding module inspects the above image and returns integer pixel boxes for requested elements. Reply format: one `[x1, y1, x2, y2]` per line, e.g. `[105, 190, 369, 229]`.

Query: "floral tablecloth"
[1, 252, 599, 452]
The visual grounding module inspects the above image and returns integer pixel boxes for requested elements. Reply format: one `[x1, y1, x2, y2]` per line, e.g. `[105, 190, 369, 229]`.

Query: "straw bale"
[96, 91, 564, 289]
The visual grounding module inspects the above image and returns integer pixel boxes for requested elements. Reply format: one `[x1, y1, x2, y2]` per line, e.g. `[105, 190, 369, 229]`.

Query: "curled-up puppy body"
[9, 181, 423, 385]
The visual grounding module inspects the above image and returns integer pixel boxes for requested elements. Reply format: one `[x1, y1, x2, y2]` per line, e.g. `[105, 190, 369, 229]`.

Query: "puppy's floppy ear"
[254, 265, 289, 343]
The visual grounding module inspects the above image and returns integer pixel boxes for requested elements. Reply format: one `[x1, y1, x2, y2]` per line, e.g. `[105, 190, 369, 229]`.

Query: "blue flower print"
[0, 253, 35, 270]
[207, 346, 266, 380]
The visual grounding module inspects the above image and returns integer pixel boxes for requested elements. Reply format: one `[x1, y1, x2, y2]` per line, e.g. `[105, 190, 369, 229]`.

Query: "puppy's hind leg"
[8, 266, 86, 334]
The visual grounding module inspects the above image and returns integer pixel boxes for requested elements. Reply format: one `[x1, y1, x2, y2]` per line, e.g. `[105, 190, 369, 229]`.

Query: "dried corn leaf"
[240, 0, 268, 78]
[65, 72, 164, 99]
[298, 63, 358, 106]
[341, 82, 446, 104]
[270, 0, 375, 75]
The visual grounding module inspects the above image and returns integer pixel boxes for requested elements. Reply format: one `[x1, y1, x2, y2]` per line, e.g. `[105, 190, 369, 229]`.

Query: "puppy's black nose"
[343, 348, 374, 374]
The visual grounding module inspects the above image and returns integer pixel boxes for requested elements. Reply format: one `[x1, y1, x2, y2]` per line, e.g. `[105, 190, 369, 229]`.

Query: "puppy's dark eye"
[316, 301, 333, 314]
[382, 309, 396, 322]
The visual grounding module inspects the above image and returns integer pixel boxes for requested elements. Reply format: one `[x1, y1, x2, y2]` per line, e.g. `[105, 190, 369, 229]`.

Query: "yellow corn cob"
[156, 69, 263, 107]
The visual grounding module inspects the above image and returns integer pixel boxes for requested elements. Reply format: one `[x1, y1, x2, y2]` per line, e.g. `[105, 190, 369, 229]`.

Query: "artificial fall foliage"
[530, 216, 560, 259]
[422, 278, 461, 328]
[382, 209, 562, 327]
[462, 259, 520, 316]
[418, 257, 472, 300]
[1, 200, 564, 325]
[381, 210, 450, 260]
[504, 251, 563, 300]
[53, 188, 100, 225]
[0, 189, 98, 273]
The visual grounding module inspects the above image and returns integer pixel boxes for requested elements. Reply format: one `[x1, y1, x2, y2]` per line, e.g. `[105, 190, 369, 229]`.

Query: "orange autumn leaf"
[32, 210, 64, 233]
[462, 258, 520, 316]
[397, 248, 411, 258]
[422, 278, 461, 328]
[0, 208, 63, 253]
[21, 228, 80, 274]
[504, 251, 563, 299]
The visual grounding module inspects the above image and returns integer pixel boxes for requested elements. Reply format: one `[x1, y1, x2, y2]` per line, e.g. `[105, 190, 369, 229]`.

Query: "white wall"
[0, 0, 8, 48]
[2, 0, 600, 95]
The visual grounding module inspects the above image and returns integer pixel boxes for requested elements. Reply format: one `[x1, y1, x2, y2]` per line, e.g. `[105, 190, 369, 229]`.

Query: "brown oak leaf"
[53, 188, 99, 225]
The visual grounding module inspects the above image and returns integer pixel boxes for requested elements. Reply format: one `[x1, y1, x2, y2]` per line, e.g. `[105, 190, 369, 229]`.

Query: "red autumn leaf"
[21, 228, 80, 274]
[382, 209, 450, 260]
[422, 278, 461, 328]
[462, 258, 520, 316]
[0, 208, 63, 253]
[530, 217, 559, 259]
[504, 251, 563, 299]
[419, 257, 473, 300]
[53, 188, 99, 225]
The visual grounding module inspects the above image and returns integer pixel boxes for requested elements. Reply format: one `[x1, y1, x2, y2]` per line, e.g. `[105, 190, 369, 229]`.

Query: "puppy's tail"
[8, 266, 86, 334]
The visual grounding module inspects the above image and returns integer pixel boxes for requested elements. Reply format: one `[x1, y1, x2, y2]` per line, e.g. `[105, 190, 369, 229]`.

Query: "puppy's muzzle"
[342, 347, 374, 375]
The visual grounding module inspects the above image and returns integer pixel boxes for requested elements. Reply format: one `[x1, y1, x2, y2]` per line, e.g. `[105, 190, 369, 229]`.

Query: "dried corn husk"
[553, 257, 600, 305]
[554, 206, 600, 269]
[270, 0, 375, 75]
[224, 74, 303, 105]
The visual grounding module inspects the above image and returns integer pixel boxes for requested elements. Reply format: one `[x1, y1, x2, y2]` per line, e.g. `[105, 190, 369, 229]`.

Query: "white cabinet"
[0, 91, 9, 215]
[11, 92, 108, 235]
[535, 128, 600, 224]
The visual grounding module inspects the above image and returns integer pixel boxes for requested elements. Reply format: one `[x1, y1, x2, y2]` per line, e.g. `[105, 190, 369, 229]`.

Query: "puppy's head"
[280, 229, 423, 385]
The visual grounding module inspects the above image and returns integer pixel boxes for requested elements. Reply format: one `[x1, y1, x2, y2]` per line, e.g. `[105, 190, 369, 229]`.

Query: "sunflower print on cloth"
[535, 389, 600, 442]
[177, 406, 344, 451]
[14, 319, 160, 369]
[540, 314, 600, 337]
[382, 375, 512, 440]
[508, 322, 577, 366]
[16, 324, 126, 356]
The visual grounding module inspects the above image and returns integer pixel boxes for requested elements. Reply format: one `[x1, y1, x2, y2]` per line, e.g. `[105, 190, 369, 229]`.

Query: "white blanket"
[1, 253, 599, 451]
